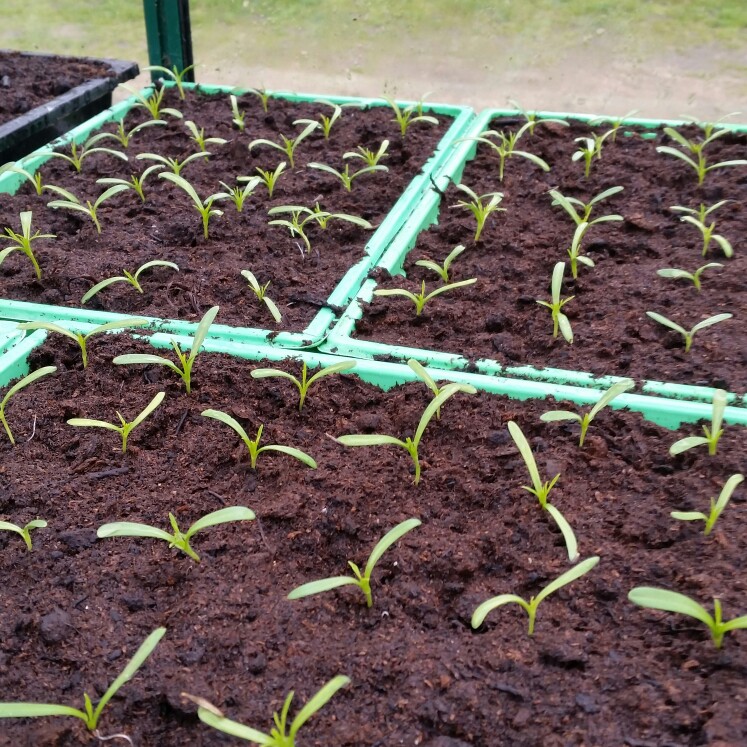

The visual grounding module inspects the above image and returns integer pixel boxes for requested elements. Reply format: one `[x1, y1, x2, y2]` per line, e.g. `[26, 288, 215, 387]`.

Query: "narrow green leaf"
[471, 594, 528, 628]
[669, 435, 710, 456]
[97, 522, 174, 541]
[287, 576, 360, 600]
[364, 518, 421, 578]
[187, 506, 255, 537]
[628, 587, 714, 627]
[534, 556, 600, 606]
[259, 445, 317, 469]
[290, 675, 350, 737]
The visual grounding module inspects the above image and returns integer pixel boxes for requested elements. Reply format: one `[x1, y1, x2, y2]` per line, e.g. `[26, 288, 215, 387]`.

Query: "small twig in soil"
[87, 466, 130, 480]
[254, 515, 273, 555]
[94, 730, 134, 746]
[206, 490, 227, 504]
[174, 408, 190, 437]
[24, 414, 36, 442]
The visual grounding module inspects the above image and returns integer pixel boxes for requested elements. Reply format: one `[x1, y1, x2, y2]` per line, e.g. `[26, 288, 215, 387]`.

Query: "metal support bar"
[142, 0, 195, 81]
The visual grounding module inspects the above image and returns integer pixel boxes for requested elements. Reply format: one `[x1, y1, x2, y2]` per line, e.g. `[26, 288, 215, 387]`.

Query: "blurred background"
[2, 0, 746, 119]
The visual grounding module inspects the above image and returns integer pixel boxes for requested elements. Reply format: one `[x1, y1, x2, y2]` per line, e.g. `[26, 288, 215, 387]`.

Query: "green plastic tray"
[323, 107, 747, 408]
[0, 83, 474, 348]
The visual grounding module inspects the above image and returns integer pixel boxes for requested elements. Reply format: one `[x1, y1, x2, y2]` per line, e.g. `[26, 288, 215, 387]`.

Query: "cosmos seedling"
[566, 220, 593, 279]
[229, 94, 246, 131]
[549, 187, 624, 226]
[344, 139, 390, 167]
[213, 177, 261, 212]
[645, 311, 732, 354]
[183, 675, 350, 746]
[540, 378, 635, 446]
[247, 161, 286, 197]
[657, 263, 722, 292]
[669, 388, 727, 457]
[67, 391, 165, 453]
[307, 161, 388, 191]
[47, 184, 129, 234]
[671, 201, 734, 258]
[415, 244, 466, 283]
[628, 587, 747, 648]
[537, 261, 574, 343]
[288, 518, 421, 607]
[295, 100, 343, 139]
[336, 383, 476, 484]
[450, 184, 506, 242]
[507, 100, 570, 135]
[98, 507, 254, 562]
[268, 205, 372, 254]
[246, 87, 271, 112]
[137, 151, 209, 176]
[385, 97, 439, 137]
[461, 125, 549, 181]
[472, 556, 599, 635]
[82, 260, 179, 304]
[113, 306, 218, 393]
[1, 211, 55, 279]
[507, 420, 578, 561]
[16, 319, 148, 369]
[0, 627, 165, 731]
[184, 120, 228, 152]
[95, 118, 166, 148]
[144, 63, 196, 98]
[241, 269, 282, 323]
[96, 165, 162, 203]
[249, 121, 319, 168]
[406, 358, 452, 418]
[0, 366, 56, 445]
[0, 519, 47, 551]
[374, 278, 477, 317]
[159, 173, 223, 238]
[589, 110, 640, 142]
[251, 360, 355, 411]
[41, 134, 127, 173]
[572, 137, 599, 177]
[0, 163, 48, 195]
[671, 473, 744, 535]
[123, 84, 183, 120]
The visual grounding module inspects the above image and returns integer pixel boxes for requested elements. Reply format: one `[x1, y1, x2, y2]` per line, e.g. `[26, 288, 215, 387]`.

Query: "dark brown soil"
[355, 119, 747, 394]
[1, 332, 746, 746]
[0, 52, 114, 125]
[0, 87, 453, 333]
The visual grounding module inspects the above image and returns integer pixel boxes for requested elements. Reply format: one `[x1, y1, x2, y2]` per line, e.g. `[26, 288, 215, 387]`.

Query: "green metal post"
[142, 0, 195, 81]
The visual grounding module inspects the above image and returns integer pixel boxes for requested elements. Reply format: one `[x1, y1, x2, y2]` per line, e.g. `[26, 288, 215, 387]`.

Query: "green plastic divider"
[0, 83, 474, 349]
[0, 321, 24, 354]
[323, 106, 747, 408]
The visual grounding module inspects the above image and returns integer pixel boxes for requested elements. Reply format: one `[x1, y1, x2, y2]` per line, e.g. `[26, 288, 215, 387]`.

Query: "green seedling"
[229, 94, 246, 131]
[159, 173, 223, 239]
[0, 163, 47, 195]
[288, 518, 421, 607]
[507, 100, 570, 135]
[144, 63, 196, 98]
[671, 473, 744, 535]
[450, 184, 506, 242]
[249, 121, 319, 168]
[472, 556, 599, 634]
[669, 388, 727, 457]
[251, 360, 355, 411]
[537, 261, 574, 343]
[0, 519, 47, 551]
[645, 311, 732, 354]
[385, 97, 439, 137]
[47, 184, 129, 234]
[246, 87, 271, 112]
[202, 410, 316, 470]
[96, 164, 162, 203]
[460, 125, 549, 181]
[628, 587, 747, 649]
[549, 187, 624, 226]
[183, 675, 350, 746]
[0, 627, 165, 731]
[81, 260, 179, 304]
[67, 391, 165, 453]
[122, 84, 183, 120]
[374, 278, 477, 317]
[0, 366, 56, 445]
[507, 420, 578, 561]
[247, 161, 286, 197]
[657, 263, 723, 292]
[241, 269, 282, 323]
[540, 378, 635, 447]
[566, 221, 593, 279]
[415, 244, 466, 284]
[16, 319, 148, 369]
[671, 202, 734, 258]
[589, 110, 640, 142]
[572, 137, 598, 177]
[137, 151, 208, 176]
[406, 358, 450, 418]
[41, 134, 127, 173]
[94, 118, 166, 148]
[306, 161, 388, 191]
[213, 177, 261, 212]
[113, 306, 218, 393]
[184, 119, 228, 153]
[98, 507, 254, 562]
[336, 383, 476, 485]
[343, 139, 390, 167]
[295, 100, 343, 139]
[1, 211, 55, 279]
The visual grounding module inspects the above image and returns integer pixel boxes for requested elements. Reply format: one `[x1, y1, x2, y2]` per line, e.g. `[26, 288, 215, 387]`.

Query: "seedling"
[81, 260, 179, 304]
[94, 118, 166, 148]
[68, 391, 165, 453]
[537, 262, 574, 343]
[406, 358, 450, 418]
[159, 173, 223, 239]
[137, 151, 209, 176]
[645, 311, 732, 354]
[251, 360, 355, 411]
[213, 177, 262, 212]
[267, 205, 372, 253]
[184, 120, 228, 153]
[460, 125, 550, 181]
[96, 164, 162, 203]
[183, 675, 350, 746]
[588, 110, 640, 141]
[0, 519, 47, 551]
[628, 587, 747, 648]
[247, 161, 286, 197]
[229, 94, 246, 131]
[549, 187, 624, 226]
[385, 97, 438, 137]
[249, 121, 319, 168]
[336, 383, 477, 484]
[288, 518, 421, 607]
[669, 388, 727, 457]
[657, 263, 722, 292]
[450, 184, 506, 242]
[540, 378, 635, 447]
[295, 100, 343, 139]
[472, 556, 599, 634]
[0, 627, 165, 730]
[343, 139, 390, 167]
[16, 319, 148, 369]
[246, 87, 271, 112]
[415, 244, 466, 284]
[572, 137, 598, 177]
[241, 269, 282, 323]
[507, 100, 570, 135]
[671, 473, 744, 535]
[122, 84, 183, 120]
[1, 211, 55, 279]
[144, 63, 196, 98]
[507, 420, 578, 561]
[113, 306, 218, 393]
[0, 163, 47, 195]
[47, 184, 129, 234]
[566, 221, 593, 279]
[306, 161, 388, 191]
[98, 507, 254, 562]
[671, 202, 734, 258]
[41, 134, 127, 173]
[374, 278, 477, 317]
[0, 366, 56, 445]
